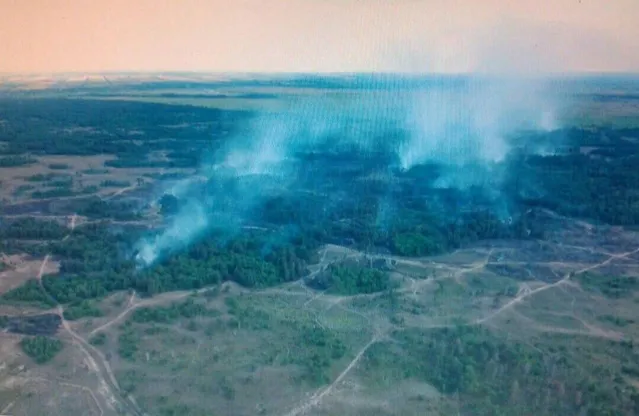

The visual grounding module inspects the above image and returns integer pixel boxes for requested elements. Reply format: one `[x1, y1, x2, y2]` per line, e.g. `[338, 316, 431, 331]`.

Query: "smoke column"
[134, 74, 562, 267]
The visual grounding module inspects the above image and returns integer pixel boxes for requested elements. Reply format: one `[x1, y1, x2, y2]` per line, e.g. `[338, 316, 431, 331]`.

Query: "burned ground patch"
[2, 313, 61, 336]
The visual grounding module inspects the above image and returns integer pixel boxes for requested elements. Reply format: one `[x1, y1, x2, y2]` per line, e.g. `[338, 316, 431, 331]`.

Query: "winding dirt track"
[476, 246, 639, 324]
[280, 243, 639, 415]
[33, 213, 143, 416]
[283, 335, 381, 416]
[88, 289, 203, 338]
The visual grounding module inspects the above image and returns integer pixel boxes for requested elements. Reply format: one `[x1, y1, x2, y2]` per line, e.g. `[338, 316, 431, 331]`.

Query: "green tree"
[20, 336, 63, 364]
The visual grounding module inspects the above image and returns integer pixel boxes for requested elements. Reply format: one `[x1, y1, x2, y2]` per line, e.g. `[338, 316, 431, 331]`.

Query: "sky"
[1, 0, 638, 74]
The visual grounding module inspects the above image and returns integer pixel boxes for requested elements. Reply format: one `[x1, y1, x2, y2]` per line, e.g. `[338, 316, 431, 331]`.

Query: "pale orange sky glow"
[1, 0, 638, 74]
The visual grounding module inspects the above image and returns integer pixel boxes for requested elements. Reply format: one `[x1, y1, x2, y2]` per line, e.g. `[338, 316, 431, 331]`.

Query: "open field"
[0, 153, 197, 206]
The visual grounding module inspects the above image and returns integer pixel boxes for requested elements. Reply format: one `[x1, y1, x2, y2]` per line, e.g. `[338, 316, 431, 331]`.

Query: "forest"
[508, 127, 639, 225]
[0, 98, 638, 308]
[0, 98, 247, 168]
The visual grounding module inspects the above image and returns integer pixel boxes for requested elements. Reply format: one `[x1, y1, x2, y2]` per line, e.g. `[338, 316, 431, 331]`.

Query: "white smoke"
[399, 76, 559, 174]
[134, 74, 564, 267]
[135, 199, 208, 266]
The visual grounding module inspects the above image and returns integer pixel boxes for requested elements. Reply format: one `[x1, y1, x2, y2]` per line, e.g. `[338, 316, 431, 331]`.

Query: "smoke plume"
[134, 74, 562, 267]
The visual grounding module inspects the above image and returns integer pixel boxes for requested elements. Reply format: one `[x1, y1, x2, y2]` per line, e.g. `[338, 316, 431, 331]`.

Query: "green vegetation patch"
[290, 325, 348, 385]
[100, 179, 131, 188]
[89, 332, 107, 346]
[30, 188, 76, 199]
[575, 272, 639, 298]
[0, 155, 37, 167]
[82, 168, 109, 175]
[118, 326, 140, 361]
[466, 273, 520, 296]
[48, 163, 70, 170]
[2, 279, 56, 308]
[309, 263, 391, 295]
[362, 326, 639, 416]
[48, 178, 74, 188]
[0, 239, 49, 257]
[63, 299, 103, 320]
[0, 217, 68, 240]
[25, 173, 64, 182]
[392, 231, 443, 257]
[117, 290, 366, 400]
[20, 336, 63, 364]
[131, 298, 217, 324]
[222, 295, 356, 386]
[119, 369, 145, 395]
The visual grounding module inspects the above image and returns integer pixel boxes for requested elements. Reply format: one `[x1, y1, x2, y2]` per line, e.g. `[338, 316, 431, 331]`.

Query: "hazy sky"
[1, 0, 638, 73]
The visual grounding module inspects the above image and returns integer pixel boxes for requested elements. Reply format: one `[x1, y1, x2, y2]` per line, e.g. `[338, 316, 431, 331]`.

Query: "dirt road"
[31, 214, 143, 416]
[476, 246, 639, 324]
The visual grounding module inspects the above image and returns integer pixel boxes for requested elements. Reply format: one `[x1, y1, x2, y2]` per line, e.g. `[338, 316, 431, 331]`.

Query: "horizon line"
[1, 70, 639, 77]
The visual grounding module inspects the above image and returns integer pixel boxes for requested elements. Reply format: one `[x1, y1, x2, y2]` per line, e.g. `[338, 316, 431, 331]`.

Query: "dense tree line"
[0, 155, 36, 167]
[0, 98, 246, 167]
[30, 188, 77, 199]
[25, 172, 70, 182]
[0, 217, 68, 240]
[105, 157, 197, 169]
[0, 239, 49, 257]
[73, 198, 142, 220]
[100, 179, 131, 188]
[131, 299, 214, 324]
[48, 163, 70, 170]
[133, 236, 311, 294]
